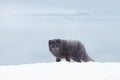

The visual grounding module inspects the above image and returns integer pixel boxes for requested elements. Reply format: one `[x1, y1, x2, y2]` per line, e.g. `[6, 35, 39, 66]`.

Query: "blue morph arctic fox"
[48, 39, 94, 62]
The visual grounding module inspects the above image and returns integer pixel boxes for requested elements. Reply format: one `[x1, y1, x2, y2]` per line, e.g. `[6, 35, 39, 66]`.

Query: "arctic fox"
[48, 39, 94, 62]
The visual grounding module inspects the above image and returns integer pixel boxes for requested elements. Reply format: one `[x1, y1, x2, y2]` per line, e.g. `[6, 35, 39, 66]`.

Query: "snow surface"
[0, 62, 120, 80]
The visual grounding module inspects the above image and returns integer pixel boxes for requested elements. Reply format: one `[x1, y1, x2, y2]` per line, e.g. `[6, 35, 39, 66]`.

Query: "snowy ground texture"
[0, 62, 120, 80]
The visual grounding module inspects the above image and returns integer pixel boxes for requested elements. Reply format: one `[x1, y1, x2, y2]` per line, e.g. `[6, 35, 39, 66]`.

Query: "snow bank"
[0, 62, 120, 80]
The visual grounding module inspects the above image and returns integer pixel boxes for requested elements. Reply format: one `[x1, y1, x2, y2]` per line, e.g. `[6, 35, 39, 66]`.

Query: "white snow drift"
[0, 62, 120, 80]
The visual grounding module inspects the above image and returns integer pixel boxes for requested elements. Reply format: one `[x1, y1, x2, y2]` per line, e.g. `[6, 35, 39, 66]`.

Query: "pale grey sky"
[0, 0, 120, 65]
[0, 0, 120, 16]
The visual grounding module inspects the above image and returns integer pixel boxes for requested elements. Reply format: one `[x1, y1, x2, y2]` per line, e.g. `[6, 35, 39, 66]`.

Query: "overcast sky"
[0, 0, 120, 64]
[0, 0, 120, 16]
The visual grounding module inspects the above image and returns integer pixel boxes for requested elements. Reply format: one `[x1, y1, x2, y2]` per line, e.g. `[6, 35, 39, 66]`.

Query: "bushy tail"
[82, 53, 95, 62]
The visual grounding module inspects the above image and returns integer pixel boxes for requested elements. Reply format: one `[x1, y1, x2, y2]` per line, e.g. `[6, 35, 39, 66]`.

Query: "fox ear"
[49, 40, 52, 45]
[56, 39, 61, 43]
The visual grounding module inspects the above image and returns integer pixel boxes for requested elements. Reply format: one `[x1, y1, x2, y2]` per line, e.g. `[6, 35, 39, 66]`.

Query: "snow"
[0, 62, 120, 80]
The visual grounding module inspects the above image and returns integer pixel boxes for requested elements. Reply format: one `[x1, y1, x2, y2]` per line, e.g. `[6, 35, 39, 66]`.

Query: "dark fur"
[48, 39, 94, 62]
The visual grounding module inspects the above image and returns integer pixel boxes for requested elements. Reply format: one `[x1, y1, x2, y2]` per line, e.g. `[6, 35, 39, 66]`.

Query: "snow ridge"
[0, 62, 120, 80]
